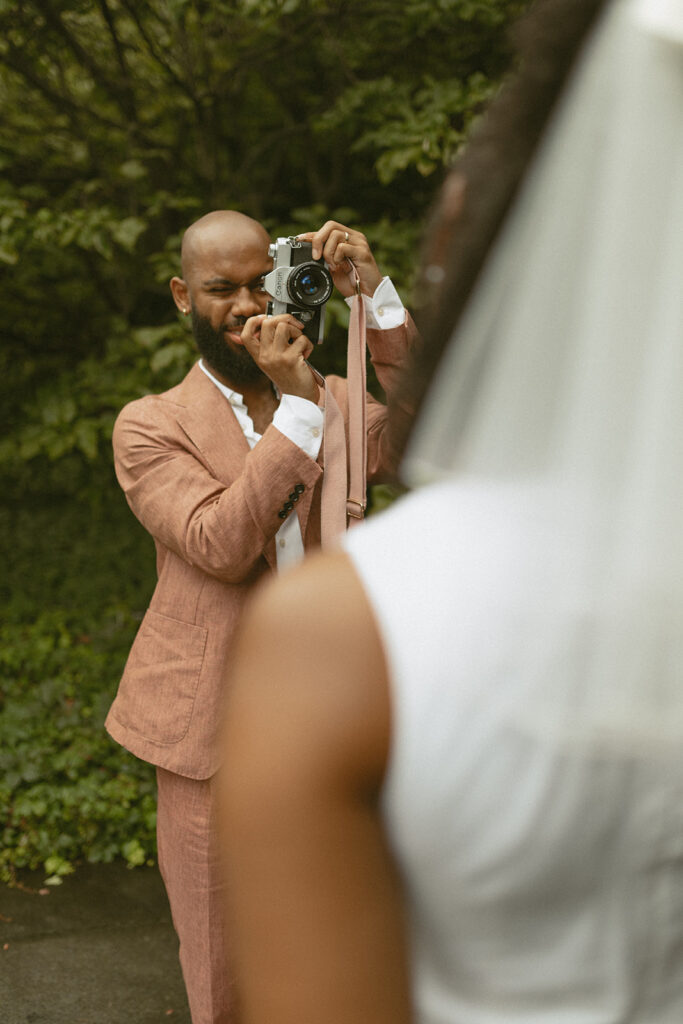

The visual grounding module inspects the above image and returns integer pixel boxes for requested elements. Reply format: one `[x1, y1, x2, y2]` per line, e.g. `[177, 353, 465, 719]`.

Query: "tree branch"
[116, 0, 198, 103]
[96, 0, 138, 122]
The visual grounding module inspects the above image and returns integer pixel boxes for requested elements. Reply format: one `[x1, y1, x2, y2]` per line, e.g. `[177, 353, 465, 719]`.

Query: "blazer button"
[289, 491, 299, 501]
[294, 483, 305, 494]
[284, 501, 294, 512]
[278, 510, 288, 519]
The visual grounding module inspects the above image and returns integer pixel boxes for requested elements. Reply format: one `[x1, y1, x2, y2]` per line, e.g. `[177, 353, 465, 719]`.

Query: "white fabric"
[272, 393, 324, 459]
[344, 275, 406, 329]
[342, 1, 683, 1020]
[634, 0, 683, 42]
[345, 482, 683, 1023]
[402, 0, 683, 747]
[198, 358, 318, 568]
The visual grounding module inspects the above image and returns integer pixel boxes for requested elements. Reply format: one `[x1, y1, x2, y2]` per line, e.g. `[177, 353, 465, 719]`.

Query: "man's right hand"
[241, 314, 319, 404]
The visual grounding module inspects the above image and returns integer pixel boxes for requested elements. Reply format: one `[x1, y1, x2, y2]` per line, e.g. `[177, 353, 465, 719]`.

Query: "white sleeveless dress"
[343, 479, 683, 1024]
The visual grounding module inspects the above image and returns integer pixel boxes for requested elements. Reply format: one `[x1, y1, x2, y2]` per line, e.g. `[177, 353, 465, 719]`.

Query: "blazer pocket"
[116, 610, 208, 745]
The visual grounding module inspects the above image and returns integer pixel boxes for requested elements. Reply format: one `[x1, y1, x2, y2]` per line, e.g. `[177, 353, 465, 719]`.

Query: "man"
[105, 210, 416, 1024]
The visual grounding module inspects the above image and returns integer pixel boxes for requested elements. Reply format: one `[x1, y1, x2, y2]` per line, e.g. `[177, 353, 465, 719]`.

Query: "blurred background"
[0, 0, 528, 886]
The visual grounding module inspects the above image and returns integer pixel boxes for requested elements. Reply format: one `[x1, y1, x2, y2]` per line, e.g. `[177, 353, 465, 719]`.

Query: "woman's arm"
[219, 549, 412, 1024]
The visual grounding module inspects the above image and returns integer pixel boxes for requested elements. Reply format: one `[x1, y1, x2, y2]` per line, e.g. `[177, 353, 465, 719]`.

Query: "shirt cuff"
[345, 276, 406, 330]
[273, 394, 324, 460]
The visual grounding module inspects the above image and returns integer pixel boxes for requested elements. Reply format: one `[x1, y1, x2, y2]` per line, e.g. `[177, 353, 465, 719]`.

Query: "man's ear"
[170, 276, 191, 315]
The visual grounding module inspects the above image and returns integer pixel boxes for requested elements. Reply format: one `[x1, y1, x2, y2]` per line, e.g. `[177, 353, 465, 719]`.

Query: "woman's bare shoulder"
[224, 546, 391, 793]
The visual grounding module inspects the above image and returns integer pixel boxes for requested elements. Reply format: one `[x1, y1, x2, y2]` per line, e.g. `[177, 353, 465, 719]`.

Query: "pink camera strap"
[345, 262, 367, 526]
[319, 260, 367, 546]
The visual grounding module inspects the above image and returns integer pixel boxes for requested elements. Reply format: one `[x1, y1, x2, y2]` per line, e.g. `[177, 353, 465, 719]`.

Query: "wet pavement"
[0, 861, 190, 1024]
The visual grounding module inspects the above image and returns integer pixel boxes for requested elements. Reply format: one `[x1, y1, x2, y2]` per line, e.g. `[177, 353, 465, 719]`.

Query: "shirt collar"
[198, 357, 282, 403]
[198, 358, 246, 407]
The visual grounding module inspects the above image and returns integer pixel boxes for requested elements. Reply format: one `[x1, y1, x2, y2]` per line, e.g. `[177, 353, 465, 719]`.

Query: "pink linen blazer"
[105, 320, 416, 778]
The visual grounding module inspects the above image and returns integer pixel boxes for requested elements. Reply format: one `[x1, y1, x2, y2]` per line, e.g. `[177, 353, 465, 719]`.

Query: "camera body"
[264, 237, 334, 344]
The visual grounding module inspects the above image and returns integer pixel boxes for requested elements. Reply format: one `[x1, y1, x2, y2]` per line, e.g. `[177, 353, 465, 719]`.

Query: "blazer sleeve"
[365, 312, 419, 481]
[113, 398, 322, 584]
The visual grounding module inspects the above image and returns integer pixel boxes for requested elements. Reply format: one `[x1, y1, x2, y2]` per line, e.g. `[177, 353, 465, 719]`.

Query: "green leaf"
[74, 420, 100, 461]
[133, 325, 176, 350]
[122, 839, 147, 867]
[119, 160, 148, 181]
[150, 340, 193, 373]
[111, 217, 147, 253]
[44, 855, 75, 878]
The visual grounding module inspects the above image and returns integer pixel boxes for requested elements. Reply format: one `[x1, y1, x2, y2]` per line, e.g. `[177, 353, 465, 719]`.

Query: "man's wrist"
[270, 375, 319, 405]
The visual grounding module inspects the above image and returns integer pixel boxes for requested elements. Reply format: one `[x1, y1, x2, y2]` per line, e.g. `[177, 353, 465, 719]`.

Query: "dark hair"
[395, 0, 608, 466]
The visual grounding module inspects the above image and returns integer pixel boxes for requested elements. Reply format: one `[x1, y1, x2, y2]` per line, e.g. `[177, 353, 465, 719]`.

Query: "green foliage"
[0, 613, 157, 884]
[0, 0, 526, 468]
[0, 0, 530, 883]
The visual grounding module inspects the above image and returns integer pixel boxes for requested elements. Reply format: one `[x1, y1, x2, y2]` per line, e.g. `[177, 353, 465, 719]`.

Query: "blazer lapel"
[175, 363, 250, 484]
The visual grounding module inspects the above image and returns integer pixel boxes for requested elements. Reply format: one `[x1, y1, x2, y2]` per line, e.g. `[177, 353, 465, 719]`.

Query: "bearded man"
[105, 209, 416, 1024]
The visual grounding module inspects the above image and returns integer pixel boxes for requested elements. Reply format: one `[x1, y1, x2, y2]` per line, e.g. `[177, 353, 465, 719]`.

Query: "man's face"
[187, 233, 272, 386]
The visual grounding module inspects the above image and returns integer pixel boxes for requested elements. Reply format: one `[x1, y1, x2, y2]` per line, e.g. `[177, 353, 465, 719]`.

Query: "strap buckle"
[347, 499, 366, 520]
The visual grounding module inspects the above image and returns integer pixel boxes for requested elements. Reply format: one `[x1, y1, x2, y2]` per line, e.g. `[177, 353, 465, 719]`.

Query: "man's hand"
[297, 221, 383, 299]
[241, 314, 319, 404]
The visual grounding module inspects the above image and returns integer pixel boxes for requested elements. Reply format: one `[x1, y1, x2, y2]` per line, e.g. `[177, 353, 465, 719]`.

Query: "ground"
[0, 861, 190, 1024]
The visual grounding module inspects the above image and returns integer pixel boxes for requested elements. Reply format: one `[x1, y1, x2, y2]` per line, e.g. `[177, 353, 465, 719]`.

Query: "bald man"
[105, 210, 416, 1023]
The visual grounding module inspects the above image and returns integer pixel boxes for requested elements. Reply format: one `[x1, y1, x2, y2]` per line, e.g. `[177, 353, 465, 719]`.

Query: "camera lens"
[288, 262, 333, 307]
[299, 273, 319, 296]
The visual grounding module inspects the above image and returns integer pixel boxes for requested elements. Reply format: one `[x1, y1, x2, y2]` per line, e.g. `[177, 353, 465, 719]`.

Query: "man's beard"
[191, 309, 265, 387]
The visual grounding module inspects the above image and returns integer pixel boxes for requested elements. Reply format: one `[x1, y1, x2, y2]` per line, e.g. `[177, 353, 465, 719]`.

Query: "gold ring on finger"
[344, 231, 349, 242]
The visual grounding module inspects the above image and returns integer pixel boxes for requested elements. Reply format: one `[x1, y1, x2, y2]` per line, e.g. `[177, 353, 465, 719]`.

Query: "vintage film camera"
[264, 237, 334, 343]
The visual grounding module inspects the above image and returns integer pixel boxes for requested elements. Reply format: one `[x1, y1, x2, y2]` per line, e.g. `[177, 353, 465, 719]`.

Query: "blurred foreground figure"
[221, 1, 683, 1021]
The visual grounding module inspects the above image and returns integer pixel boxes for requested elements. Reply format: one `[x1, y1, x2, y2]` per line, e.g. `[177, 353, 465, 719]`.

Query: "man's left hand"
[297, 222, 382, 299]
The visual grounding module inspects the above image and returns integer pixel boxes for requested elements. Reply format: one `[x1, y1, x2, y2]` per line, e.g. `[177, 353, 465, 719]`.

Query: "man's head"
[170, 210, 273, 387]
